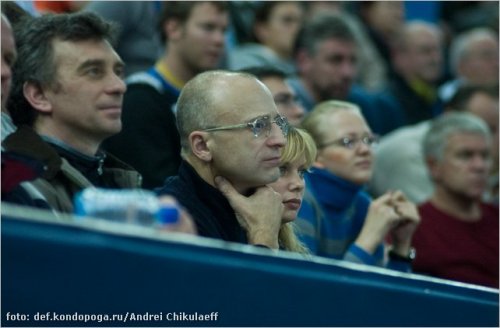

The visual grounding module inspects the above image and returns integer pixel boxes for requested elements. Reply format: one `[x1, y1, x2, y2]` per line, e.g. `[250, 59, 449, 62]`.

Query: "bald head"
[1, 14, 17, 112]
[394, 21, 443, 83]
[176, 70, 276, 153]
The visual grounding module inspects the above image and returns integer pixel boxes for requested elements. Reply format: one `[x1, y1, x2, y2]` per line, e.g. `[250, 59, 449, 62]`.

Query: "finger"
[390, 190, 407, 202]
[214, 176, 244, 204]
[372, 192, 395, 206]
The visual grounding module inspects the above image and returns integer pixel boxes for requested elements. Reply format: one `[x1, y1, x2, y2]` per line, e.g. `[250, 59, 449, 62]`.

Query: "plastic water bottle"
[74, 188, 179, 227]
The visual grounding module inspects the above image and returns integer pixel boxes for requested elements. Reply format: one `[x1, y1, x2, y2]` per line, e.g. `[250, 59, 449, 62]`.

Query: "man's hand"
[215, 176, 283, 249]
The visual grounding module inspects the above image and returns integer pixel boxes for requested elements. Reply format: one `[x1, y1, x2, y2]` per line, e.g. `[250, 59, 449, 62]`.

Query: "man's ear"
[166, 19, 183, 42]
[295, 49, 311, 73]
[189, 131, 213, 162]
[253, 22, 268, 44]
[23, 82, 52, 113]
[426, 156, 440, 181]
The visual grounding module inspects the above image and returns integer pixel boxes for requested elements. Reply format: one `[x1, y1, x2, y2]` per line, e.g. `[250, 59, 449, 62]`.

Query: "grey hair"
[423, 112, 491, 161]
[449, 28, 498, 77]
[393, 20, 443, 51]
[9, 11, 118, 127]
[176, 70, 257, 155]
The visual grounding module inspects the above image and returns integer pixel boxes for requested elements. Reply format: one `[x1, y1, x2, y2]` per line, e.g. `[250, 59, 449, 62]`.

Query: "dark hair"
[294, 12, 355, 57]
[8, 11, 118, 127]
[250, 1, 289, 43]
[445, 83, 499, 112]
[158, 1, 228, 44]
[1, 0, 30, 26]
[239, 66, 287, 81]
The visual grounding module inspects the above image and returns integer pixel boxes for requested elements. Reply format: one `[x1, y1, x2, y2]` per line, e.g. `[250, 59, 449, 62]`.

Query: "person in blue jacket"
[297, 100, 420, 272]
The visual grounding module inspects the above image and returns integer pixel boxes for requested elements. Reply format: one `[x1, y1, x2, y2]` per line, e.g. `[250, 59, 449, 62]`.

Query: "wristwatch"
[389, 247, 416, 263]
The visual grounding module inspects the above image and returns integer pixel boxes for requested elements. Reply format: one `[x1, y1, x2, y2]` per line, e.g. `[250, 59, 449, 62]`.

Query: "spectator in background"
[104, 2, 229, 189]
[288, 12, 404, 136]
[1, 13, 17, 141]
[413, 113, 498, 288]
[84, 1, 163, 77]
[240, 66, 305, 126]
[227, 1, 303, 75]
[439, 28, 499, 102]
[370, 84, 499, 205]
[3, 12, 141, 213]
[269, 126, 316, 254]
[156, 71, 289, 249]
[302, 2, 389, 93]
[1, 8, 52, 209]
[387, 21, 445, 126]
[357, 1, 405, 81]
[297, 100, 420, 271]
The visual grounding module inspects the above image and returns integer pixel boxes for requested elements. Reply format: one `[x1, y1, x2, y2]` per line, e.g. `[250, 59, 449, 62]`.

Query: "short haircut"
[301, 100, 361, 148]
[1, 0, 30, 26]
[423, 112, 491, 162]
[158, 1, 228, 44]
[294, 12, 355, 57]
[8, 11, 118, 127]
[281, 126, 317, 169]
[449, 28, 498, 76]
[176, 70, 257, 155]
[239, 66, 287, 81]
[445, 83, 499, 111]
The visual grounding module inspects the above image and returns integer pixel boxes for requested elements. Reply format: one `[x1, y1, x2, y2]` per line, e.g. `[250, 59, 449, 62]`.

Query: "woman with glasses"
[297, 100, 420, 271]
[267, 126, 317, 254]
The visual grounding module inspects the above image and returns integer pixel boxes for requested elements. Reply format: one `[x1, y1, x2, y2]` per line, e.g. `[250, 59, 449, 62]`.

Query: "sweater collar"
[178, 161, 247, 243]
[305, 167, 364, 209]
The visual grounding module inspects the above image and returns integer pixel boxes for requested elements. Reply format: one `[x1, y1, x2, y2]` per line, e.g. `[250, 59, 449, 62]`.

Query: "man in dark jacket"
[3, 12, 141, 213]
[156, 71, 288, 248]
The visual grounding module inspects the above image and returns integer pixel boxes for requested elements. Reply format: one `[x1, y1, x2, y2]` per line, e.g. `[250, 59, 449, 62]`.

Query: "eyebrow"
[76, 59, 125, 73]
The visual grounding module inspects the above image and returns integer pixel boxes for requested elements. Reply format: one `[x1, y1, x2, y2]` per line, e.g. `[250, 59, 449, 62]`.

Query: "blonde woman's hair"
[278, 127, 317, 255]
[301, 100, 361, 148]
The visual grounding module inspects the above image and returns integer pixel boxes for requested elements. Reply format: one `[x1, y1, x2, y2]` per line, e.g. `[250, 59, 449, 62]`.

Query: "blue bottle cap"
[157, 206, 180, 225]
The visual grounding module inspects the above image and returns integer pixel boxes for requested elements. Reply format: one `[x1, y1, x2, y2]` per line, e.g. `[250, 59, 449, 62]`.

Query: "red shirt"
[413, 201, 499, 288]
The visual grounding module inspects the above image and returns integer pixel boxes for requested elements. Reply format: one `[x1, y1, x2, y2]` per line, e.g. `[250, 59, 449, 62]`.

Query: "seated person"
[227, 1, 303, 75]
[3, 12, 141, 213]
[413, 113, 499, 288]
[297, 100, 420, 271]
[156, 70, 289, 249]
[267, 126, 317, 254]
[240, 66, 305, 126]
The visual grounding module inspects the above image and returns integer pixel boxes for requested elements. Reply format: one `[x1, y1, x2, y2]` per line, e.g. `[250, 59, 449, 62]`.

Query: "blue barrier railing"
[2, 204, 498, 327]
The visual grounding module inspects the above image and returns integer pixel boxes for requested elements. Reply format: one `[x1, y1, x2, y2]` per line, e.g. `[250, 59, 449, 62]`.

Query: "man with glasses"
[240, 66, 305, 127]
[156, 70, 289, 248]
[296, 100, 420, 271]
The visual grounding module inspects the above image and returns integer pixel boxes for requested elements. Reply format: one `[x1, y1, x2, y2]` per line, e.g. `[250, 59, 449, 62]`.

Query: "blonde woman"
[298, 100, 420, 271]
[268, 126, 317, 254]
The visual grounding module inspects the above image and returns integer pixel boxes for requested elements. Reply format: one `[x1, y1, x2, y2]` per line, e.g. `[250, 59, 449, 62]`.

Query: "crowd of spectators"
[1, 0, 498, 289]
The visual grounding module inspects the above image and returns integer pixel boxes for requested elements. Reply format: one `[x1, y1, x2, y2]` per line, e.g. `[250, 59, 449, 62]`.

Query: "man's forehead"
[52, 39, 121, 63]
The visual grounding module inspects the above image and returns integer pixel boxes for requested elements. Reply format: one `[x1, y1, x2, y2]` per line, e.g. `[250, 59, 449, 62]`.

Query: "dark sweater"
[155, 161, 247, 244]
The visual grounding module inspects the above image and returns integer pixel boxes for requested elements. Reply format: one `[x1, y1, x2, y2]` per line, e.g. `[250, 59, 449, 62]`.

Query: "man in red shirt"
[413, 112, 498, 288]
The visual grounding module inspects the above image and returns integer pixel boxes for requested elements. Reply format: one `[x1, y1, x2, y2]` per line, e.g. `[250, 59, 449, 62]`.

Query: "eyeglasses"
[319, 134, 379, 149]
[274, 94, 302, 108]
[202, 114, 289, 138]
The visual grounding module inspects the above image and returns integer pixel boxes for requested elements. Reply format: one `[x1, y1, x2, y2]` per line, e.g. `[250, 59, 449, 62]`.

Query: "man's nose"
[268, 121, 286, 148]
